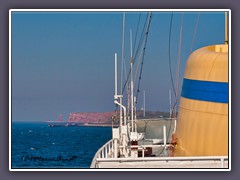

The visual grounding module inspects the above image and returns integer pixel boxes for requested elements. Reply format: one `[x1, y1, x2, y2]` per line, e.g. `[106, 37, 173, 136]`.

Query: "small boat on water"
[48, 114, 66, 127]
[48, 124, 61, 127]
[90, 11, 229, 169]
[65, 123, 78, 127]
[48, 123, 66, 127]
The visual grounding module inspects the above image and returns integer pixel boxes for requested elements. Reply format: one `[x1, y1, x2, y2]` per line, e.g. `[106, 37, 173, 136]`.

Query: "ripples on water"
[11, 122, 112, 169]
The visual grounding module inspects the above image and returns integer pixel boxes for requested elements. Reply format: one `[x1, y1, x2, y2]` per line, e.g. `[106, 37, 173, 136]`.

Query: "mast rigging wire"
[158, 13, 184, 156]
[172, 13, 184, 117]
[133, 14, 149, 66]
[168, 13, 177, 103]
[135, 13, 153, 103]
[189, 13, 200, 54]
[120, 13, 150, 96]
[133, 14, 153, 89]
[132, 13, 142, 56]
[171, 13, 200, 116]
[113, 12, 150, 119]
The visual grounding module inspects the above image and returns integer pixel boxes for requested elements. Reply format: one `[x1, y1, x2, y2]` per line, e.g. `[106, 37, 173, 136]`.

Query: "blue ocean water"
[11, 122, 112, 169]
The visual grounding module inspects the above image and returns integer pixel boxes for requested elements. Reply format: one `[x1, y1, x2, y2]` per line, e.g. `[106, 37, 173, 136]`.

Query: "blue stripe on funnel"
[181, 78, 229, 103]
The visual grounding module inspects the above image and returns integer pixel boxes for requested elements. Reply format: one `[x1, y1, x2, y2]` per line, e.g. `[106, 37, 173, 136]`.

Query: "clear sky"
[11, 10, 225, 121]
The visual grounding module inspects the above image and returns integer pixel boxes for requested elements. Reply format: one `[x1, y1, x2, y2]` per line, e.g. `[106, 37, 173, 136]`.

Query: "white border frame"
[9, 9, 231, 172]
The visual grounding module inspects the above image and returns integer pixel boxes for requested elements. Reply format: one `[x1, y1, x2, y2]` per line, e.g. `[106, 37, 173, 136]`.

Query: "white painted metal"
[130, 132, 138, 141]
[91, 118, 228, 169]
[95, 156, 228, 162]
[131, 80, 134, 133]
[137, 118, 177, 121]
[173, 119, 177, 134]
[120, 13, 125, 127]
[163, 125, 166, 146]
[92, 156, 228, 168]
[130, 144, 171, 148]
[114, 100, 126, 126]
[143, 90, 145, 118]
[169, 89, 171, 118]
[114, 139, 118, 158]
[114, 53, 117, 99]
[120, 12, 125, 92]
[130, 29, 134, 134]
[90, 138, 121, 168]
[112, 128, 119, 139]
[134, 96, 137, 132]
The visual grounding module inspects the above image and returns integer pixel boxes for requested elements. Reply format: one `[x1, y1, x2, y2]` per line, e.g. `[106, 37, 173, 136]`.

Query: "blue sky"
[11, 11, 225, 121]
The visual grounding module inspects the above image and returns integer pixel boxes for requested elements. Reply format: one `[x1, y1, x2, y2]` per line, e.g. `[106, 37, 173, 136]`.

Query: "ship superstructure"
[90, 11, 230, 169]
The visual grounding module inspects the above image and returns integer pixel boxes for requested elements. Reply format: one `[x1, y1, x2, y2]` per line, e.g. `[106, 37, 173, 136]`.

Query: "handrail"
[137, 118, 177, 121]
[90, 138, 119, 168]
[95, 156, 228, 168]
[96, 156, 228, 162]
[91, 138, 228, 168]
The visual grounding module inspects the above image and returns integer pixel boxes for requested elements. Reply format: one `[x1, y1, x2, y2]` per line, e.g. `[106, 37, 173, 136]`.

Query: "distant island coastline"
[46, 111, 171, 127]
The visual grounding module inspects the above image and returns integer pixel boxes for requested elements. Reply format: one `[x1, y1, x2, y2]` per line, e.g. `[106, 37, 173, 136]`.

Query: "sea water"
[11, 122, 112, 169]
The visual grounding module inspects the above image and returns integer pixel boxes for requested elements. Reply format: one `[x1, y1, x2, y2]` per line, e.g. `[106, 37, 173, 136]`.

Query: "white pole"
[130, 29, 134, 132]
[120, 13, 125, 129]
[127, 83, 130, 120]
[169, 89, 172, 118]
[134, 96, 137, 120]
[163, 125, 167, 147]
[120, 98, 123, 127]
[114, 53, 117, 99]
[143, 90, 145, 118]
[134, 96, 137, 132]
[114, 53, 122, 138]
[114, 139, 117, 158]
[173, 119, 177, 134]
[121, 12, 125, 93]
[131, 80, 134, 132]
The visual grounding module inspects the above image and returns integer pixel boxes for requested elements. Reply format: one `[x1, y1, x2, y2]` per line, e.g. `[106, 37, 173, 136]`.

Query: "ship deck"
[93, 156, 228, 169]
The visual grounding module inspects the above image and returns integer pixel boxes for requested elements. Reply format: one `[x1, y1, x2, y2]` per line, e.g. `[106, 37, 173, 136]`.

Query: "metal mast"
[120, 13, 125, 128]
[130, 29, 134, 133]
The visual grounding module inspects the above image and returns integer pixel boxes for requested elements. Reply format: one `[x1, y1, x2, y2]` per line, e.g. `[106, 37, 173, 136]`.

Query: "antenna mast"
[143, 90, 145, 118]
[169, 89, 172, 118]
[130, 29, 134, 132]
[120, 13, 126, 128]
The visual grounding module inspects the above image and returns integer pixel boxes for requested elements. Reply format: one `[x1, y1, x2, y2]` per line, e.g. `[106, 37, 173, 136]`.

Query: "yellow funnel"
[172, 44, 229, 156]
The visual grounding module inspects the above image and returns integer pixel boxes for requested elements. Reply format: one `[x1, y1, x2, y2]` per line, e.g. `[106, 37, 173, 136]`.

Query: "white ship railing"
[94, 156, 228, 168]
[137, 118, 177, 121]
[90, 138, 119, 168]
